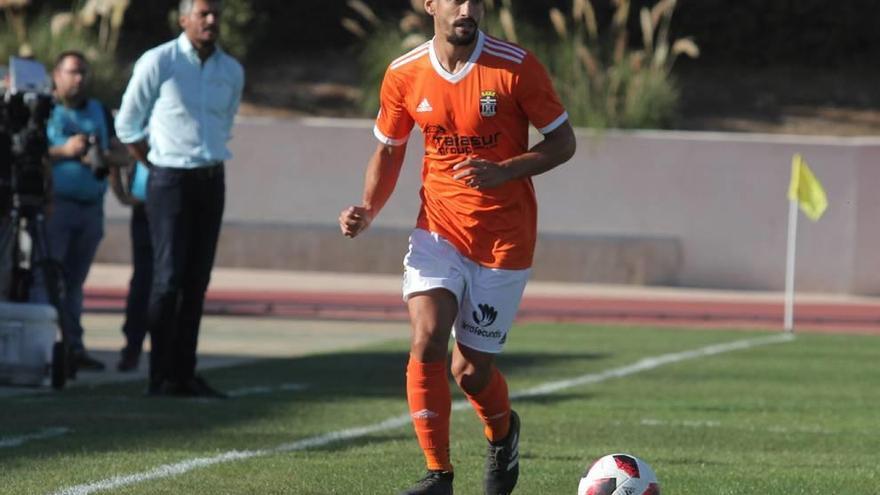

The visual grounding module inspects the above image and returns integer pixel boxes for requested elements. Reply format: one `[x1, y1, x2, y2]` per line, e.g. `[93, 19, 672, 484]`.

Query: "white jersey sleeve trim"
[374, 125, 410, 146]
[538, 112, 569, 135]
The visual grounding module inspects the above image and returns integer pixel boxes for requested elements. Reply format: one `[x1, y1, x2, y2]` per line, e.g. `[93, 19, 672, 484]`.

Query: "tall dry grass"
[546, 0, 699, 128]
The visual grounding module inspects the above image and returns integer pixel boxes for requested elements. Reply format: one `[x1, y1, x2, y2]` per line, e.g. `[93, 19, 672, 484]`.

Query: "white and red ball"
[578, 453, 660, 495]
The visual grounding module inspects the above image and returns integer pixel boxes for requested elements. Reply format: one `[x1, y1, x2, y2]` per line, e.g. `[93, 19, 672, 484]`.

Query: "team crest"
[480, 90, 497, 117]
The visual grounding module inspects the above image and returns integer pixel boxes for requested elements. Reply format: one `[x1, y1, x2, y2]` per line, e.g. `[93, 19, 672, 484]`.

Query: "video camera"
[0, 57, 53, 215]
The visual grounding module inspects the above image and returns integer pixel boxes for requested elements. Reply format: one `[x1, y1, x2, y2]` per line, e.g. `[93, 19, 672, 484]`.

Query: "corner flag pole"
[784, 153, 828, 333]
[783, 197, 798, 333]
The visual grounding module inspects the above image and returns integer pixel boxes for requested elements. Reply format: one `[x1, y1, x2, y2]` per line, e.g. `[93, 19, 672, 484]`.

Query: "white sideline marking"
[638, 418, 834, 435]
[640, 418, 721, 428]
[51, 333, 793, 495]
[1, 427, 70, 448]
[511, 333, 793, 399]
[227, 383, 309, 398]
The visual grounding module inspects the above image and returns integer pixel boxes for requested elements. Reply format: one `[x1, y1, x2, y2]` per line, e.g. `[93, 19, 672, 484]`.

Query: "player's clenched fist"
[339, 206, 373, 238]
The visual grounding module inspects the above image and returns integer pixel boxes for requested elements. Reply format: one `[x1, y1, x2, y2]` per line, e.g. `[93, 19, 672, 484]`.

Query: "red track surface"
[83, 287, 880, 335]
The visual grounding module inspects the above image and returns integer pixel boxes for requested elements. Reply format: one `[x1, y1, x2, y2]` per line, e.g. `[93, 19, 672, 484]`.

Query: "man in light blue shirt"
[115, 0, 243, 398]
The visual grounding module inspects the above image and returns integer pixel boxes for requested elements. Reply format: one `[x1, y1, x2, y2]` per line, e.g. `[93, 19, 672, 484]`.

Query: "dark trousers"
[121, 204, 152, 358]
[30, 197, 104, 351]
[146, 164, 225, 386]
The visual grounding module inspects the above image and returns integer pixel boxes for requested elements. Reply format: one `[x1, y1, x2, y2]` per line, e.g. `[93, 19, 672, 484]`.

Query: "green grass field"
[2, 324, 878, 494]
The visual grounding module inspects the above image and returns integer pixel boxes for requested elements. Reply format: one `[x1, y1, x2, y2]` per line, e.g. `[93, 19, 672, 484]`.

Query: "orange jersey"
[374, 31, 568, 269]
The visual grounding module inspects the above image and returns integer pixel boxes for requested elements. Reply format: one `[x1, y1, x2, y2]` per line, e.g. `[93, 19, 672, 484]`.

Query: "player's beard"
[447, 19, 478, 46]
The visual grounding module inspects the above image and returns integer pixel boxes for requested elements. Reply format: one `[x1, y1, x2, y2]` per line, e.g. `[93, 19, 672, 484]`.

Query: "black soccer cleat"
[484, 410, 520, 495]
[399, 470, 454, 495]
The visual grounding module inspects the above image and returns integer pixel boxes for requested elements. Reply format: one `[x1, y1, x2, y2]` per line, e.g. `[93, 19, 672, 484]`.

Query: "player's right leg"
[400, 289, 457, 495]
[399, 229, 466, 495]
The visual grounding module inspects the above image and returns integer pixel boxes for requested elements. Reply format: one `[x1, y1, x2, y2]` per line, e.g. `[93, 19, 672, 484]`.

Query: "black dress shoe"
[151, 376, 228, 399]
[145, 379, 165, 396]
[73, 351, 106, 372]
[116, 350, 140, 372]
[186, 376, 228, 399]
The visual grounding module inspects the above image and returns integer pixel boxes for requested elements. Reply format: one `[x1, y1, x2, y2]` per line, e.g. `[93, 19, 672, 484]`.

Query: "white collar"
[428, 30, 485, 84]
[177, 33, 222, 64]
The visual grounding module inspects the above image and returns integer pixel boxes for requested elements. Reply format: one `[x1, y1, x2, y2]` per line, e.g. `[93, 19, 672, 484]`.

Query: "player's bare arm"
[339, 142, 408, 238]
[452, 120, 576, 189]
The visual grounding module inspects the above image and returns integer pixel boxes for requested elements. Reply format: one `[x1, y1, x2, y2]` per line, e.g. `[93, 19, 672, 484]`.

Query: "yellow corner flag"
[788, 154, 828, 221]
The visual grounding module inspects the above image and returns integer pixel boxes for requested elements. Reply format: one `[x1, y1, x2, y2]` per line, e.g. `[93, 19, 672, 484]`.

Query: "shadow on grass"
[0, 346, 611, 466]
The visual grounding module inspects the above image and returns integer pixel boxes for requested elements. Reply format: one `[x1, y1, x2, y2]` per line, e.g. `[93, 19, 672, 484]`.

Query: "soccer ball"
[577, 453, 660, 495]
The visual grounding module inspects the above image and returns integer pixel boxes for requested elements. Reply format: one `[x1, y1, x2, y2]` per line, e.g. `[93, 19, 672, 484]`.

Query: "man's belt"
[153, 162, 224, 179]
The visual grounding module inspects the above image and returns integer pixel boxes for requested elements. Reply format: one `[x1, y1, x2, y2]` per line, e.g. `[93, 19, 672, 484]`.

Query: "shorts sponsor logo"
[461, 321, 504, 339]
[473, 303, 498, 326]
[462, 304, 507, 342]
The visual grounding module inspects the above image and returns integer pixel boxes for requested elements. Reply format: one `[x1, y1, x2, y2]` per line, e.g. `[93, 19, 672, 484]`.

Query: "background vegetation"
[0, 1, 131, 105]
[0, 0, 260, 106]
[2, 0, 879, 126]
[344, 0, 699, 129]
[119, 0, 880, 68]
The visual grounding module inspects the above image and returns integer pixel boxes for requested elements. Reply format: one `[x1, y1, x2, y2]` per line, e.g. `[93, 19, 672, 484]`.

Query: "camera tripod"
[2, 195, 77, 389]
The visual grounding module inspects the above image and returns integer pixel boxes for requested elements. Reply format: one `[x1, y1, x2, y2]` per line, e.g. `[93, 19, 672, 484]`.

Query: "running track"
[83, 287, 880, 335]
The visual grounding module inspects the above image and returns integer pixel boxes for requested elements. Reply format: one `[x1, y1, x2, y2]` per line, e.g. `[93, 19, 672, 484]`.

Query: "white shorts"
[402, 228, 530, 354]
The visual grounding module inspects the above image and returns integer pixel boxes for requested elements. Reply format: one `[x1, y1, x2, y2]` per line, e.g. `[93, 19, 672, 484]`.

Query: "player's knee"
[451, 358, 491, 394]
[410, 328, 450, 362]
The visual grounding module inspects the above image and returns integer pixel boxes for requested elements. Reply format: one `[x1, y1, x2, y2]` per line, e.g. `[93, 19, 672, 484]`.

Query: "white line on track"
[51, 333, 793, 495]
[1, 427, 70, 448]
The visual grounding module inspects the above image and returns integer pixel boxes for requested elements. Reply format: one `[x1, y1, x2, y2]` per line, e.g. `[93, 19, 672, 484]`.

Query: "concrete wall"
[98, 117, 880, 294]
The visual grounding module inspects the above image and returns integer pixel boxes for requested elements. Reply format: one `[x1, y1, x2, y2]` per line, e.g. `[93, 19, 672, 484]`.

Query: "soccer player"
[339, 1, 576, 493]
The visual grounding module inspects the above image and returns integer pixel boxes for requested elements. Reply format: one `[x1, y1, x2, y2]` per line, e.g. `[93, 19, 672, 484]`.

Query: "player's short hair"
[53, 50, 88, 71]
[180, 0, 222, 16]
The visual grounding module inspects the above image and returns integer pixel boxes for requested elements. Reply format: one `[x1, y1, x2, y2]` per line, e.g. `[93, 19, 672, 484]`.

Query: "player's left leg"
[451, 344, 510, 442]
[452, 343, 519, 495]
[450, 265, 529, 495]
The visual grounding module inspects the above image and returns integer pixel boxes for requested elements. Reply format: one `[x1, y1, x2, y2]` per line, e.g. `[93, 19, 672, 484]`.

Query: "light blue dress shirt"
[115, 33, 244, 169]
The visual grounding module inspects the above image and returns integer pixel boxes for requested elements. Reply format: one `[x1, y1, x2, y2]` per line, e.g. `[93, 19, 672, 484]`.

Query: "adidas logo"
[416, 98, 433, 113]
